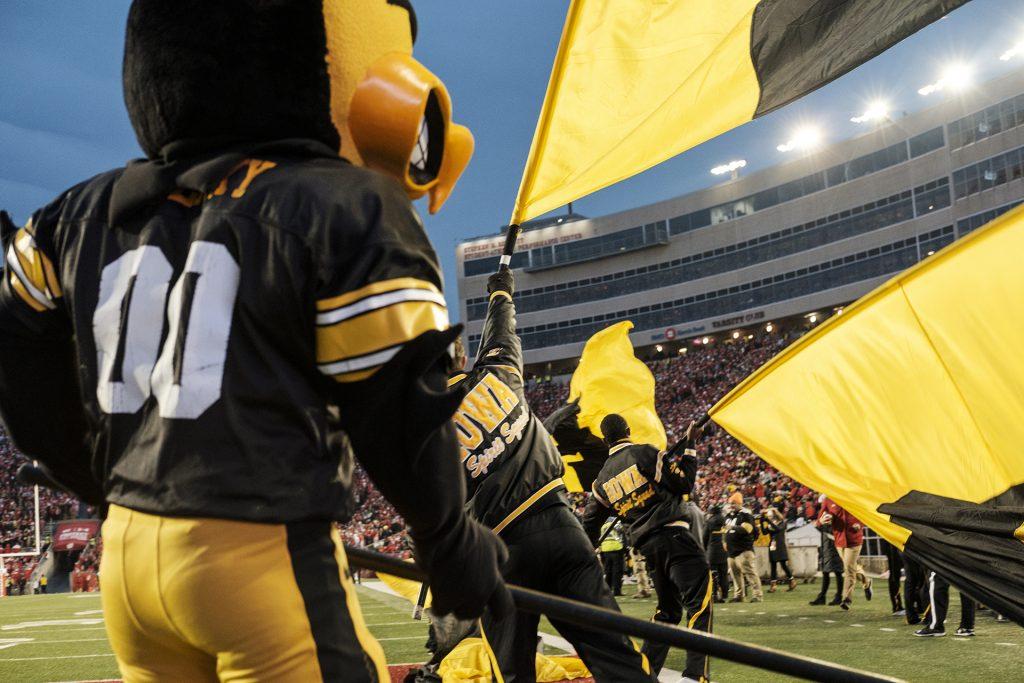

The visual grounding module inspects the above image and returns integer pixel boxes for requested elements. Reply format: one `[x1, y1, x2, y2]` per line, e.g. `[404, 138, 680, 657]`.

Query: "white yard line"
[376, 636, 427, 642]
[0, 653, 115, 662]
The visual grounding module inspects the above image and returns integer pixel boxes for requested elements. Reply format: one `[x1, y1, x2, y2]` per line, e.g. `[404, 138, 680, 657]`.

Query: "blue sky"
[2, 1, 1023, 317]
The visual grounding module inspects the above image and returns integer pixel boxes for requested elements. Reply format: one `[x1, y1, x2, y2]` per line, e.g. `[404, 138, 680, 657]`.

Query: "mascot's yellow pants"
[100, 505, 387, 683]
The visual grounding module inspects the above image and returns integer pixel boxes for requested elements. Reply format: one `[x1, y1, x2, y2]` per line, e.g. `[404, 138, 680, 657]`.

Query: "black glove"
[487, 270, 514, 297]
[416, 516, 514, 620]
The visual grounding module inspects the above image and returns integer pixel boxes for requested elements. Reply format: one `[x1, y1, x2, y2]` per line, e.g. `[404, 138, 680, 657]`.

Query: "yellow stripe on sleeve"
[8, 273, 48, 312]
[317, 300, 448, 364]
[317, 277, 440, 313]
[7, 228, 61, 309]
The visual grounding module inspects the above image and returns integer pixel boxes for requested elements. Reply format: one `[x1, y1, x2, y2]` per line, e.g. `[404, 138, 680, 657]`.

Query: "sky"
[2, 1, 1023, 317]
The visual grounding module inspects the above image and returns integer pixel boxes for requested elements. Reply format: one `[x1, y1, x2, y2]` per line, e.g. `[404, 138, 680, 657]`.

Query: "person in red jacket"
[820, 499, 873, 610]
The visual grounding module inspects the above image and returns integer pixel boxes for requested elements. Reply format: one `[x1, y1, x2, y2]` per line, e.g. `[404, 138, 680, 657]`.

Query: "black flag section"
[878, 484, 1024, 626]
[751, 0, 972, 117]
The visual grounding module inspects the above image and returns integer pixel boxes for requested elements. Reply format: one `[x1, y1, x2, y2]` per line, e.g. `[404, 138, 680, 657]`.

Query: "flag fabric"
[709, 205, 1024, 624]
[511, 0, 969, 224]
[548, 321, 666, 491]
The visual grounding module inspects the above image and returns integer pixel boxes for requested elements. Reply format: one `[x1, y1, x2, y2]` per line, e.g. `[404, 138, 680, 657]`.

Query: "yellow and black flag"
[545, 321, 666, 491]
[710, 205, 1024, 625]
[512, 0, 969, 224]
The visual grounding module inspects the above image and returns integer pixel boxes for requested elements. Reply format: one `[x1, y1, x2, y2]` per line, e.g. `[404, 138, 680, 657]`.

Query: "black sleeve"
[582, 493, 612, 547]
[472, 292, 522, 374]
[648, 444, 698, 497]
[0, 210, 102, 504]
[317, 179, 467, 546]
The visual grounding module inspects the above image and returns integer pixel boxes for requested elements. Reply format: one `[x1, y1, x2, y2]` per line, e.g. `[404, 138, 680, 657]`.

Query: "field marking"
[0, 653, 116, 662]
[880, 628, 896, 632]
[364, 620, 429, 627]
[75, 610, 104, 616]
[995, 642, 1018, 646]
[376, 636, 426, 642]
[2, 618, 103, 631]
[824, 619, 836, 623]
[851, 624, 864, 628]
[0, 637, 33, 650]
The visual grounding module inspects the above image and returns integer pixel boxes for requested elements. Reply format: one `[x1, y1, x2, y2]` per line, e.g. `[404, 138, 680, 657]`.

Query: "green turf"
[0, 582, 1020, 682]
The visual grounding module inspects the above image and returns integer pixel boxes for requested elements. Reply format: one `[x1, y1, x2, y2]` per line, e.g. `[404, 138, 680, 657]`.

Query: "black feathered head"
[123, 0, 472, 213]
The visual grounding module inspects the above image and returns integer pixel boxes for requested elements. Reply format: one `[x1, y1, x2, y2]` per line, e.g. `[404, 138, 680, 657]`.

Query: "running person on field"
[582, 414, 713, 683]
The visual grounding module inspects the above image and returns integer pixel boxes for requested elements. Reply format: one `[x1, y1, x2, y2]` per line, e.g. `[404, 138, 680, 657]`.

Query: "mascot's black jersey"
[582, 442, 700, 547]
[450, 293, 565, 534]
[0, 138, 449, 522]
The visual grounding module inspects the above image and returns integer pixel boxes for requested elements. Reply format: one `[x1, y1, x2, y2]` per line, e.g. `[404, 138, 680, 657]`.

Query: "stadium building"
[457, 68, 1024, 372]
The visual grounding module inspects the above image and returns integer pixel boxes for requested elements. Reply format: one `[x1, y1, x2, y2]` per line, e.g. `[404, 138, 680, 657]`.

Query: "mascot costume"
[0, 2, 513, 682]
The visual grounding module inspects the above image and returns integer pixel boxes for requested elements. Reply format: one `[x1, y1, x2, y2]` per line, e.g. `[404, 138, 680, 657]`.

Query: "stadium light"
[776, 126, 821, 153]
[711, 159, 747, 177]
[732, 330, 740, 339]
[1000, 41, 1024, 62]
[765, 322, 774, 333]
[655, 344, 663, 353]
[701, 336, 709, 345]
[850, 101, 889, 124]
[809, 314, 818, 324]
[918, 62, 973, 96]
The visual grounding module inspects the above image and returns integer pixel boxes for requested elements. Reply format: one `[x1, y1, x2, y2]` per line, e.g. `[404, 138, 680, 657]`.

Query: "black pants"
[602, 550, 625, 596]
[903, 556, 928, 623]
[882, 541, 903, 611]
[710, 559, 730, 601]
[928, 572, 976, 631]
[639, 526, 713, 682]
[769, 559, 792, 581]
[816, 571, 843, 601]
[481, 504, 653, 682]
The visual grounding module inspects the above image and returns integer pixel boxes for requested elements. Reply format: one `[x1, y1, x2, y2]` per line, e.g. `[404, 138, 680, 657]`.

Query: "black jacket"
[0, 138, 463, 526]
[760, 513, 789, 561]
[581, 441, 701, 548]
[725, 508, 757, 556]
[703, 511, 729, 564]
[450, 292, 565, 534]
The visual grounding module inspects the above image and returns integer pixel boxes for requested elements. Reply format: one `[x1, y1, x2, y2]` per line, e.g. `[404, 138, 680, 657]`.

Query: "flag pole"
[498, 223, 522, 272]
[345, 545, 901, 683]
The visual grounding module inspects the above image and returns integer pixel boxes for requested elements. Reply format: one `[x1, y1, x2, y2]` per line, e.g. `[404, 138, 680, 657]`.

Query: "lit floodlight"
[918, 62, 973, 96]
[711, 159, 747, 176]
[850, 101, 889, 124]
[765, 322, 774, 333]
[777, 126, 822, 152]
[809, 314, 818, 324]
[701, 336, 709, 345]
[1001, 41, 1024, 61]
[732, 331, 740, 339]
[655, 344, 663, 353]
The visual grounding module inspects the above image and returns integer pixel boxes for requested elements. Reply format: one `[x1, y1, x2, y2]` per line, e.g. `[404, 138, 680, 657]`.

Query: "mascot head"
[123, 0, 472, 213]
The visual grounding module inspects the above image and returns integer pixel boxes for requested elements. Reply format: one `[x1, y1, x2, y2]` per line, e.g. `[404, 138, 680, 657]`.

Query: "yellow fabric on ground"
[439, 637, 591, 682]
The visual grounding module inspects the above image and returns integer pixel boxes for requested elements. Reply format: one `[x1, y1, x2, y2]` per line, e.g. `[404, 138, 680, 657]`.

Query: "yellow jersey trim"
[317, 277, 439, 312]
[492, 478, 564, 535]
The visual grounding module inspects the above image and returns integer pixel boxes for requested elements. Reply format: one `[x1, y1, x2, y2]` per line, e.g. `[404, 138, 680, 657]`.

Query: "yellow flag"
[571, 321, 666, 451]
[710, 205, 1024, 623]
[511, 0, 964, 224]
